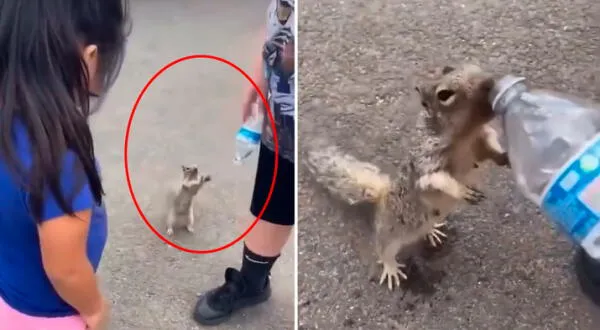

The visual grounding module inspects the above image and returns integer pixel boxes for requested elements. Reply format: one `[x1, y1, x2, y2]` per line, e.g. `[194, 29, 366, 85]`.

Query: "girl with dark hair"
[0, 1, 130, 329]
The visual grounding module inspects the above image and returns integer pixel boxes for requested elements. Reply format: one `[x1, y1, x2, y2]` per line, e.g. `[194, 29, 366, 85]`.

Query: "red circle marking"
[124, 54, 279, 254]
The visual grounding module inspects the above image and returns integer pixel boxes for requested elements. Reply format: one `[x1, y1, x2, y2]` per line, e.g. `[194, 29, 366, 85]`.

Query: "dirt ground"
[297, 0, 600, 329]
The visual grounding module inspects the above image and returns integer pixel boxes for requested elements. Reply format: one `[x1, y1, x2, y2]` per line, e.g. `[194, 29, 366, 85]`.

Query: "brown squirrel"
[305, 64, 509, 290]
[164, 165, 211, 236]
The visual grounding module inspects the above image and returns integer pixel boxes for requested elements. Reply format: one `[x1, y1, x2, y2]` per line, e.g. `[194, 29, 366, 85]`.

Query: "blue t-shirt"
[0, 123, 108, 317]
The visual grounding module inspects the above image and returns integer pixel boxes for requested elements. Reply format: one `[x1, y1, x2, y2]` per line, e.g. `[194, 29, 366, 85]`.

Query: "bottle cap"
[490, 75, 527, 113]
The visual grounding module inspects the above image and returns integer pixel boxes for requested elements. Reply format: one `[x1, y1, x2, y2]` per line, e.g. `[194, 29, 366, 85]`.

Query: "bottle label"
[541, 132, 600, 256]
[236, 126, 261, 144]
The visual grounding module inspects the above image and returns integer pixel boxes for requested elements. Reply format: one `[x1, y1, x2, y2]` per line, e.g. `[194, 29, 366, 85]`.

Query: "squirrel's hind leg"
[186, 204, 195, 233]
[375, 241, 408, 291]
[165, 210, 175, 236]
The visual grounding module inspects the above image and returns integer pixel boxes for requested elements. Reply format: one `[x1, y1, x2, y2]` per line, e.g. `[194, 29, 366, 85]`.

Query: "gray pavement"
[90, 1, 294, 329]
[298, 0, 600, 329]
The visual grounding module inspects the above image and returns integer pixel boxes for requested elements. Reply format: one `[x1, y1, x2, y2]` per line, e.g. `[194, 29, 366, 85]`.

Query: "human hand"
[83, 298, 110, 330]
[242, 94, 256, 123]
[280, 41, 294, 73]
[262, 27, 293, 70]
[242, 98, 267, 124]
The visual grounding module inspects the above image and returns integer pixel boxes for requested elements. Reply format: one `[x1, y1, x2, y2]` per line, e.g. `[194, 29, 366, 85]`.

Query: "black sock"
[239, 244, 279, 293]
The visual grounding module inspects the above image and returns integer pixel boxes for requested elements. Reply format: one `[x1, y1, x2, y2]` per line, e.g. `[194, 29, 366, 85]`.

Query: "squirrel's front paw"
[463, 186, 486, 205]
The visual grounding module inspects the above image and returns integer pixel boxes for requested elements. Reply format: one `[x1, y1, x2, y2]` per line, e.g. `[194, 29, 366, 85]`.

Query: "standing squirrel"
[305, 64, 509, 290]
[164, 165, 211, 236]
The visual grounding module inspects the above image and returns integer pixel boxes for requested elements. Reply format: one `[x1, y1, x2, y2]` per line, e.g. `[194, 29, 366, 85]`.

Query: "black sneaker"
[193, 267, 272, 326]
[574, 247, 600, 307]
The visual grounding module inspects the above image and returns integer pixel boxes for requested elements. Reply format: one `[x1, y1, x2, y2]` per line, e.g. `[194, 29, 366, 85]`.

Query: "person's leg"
[193, 143, 294, 326]
[237, 220, 293, 293]
[0, 295, 86, 330]
[245, 220, 293, 257]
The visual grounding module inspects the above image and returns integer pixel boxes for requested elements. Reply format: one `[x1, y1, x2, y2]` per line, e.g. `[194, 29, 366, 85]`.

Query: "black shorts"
[249, 143, 295, 226]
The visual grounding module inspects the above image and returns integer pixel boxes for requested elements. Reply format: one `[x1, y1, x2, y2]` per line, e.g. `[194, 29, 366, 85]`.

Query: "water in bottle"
[234, 101, 264, 165]
[490, 75, 600, 259]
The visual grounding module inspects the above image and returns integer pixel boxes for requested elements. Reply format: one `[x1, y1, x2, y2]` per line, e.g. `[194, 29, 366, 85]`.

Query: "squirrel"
[305, 64, 509, 290]
[164, 165, 211, 237]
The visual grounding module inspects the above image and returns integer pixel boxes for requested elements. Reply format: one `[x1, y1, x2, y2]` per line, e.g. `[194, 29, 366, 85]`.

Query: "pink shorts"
[0, 296, 86, 330]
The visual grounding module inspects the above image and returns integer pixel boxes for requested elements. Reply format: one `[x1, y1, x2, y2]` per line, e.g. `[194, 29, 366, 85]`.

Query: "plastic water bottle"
[234, 100, 264, 165]
[490, 75, 600, 260]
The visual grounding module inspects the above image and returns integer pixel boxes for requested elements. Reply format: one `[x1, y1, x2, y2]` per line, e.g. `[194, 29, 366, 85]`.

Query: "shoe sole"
[193, 289, 272, 326]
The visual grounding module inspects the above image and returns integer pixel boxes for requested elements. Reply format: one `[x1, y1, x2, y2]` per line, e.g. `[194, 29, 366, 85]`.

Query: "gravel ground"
[90, 1, 294, 329]
[297, 0, 600, 329]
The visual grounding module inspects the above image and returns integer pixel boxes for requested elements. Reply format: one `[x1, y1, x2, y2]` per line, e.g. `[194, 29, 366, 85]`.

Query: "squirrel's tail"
[305, 145, 391, 205]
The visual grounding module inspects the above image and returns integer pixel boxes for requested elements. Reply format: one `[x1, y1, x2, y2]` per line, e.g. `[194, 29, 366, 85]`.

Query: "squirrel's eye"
[442, 66, 455, 75]
[420, 101, 427, 108]
[436, 89, 455, 102]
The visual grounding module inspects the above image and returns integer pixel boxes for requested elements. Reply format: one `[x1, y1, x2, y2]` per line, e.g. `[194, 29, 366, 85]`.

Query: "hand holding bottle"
[234, 100, 264, 165]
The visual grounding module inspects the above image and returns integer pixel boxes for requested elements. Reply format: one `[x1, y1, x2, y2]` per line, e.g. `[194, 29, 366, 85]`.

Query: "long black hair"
[0, 0, 130, 221]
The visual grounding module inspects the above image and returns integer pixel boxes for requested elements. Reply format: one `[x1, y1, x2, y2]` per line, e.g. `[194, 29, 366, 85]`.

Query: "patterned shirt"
[261, 0, 295, 163]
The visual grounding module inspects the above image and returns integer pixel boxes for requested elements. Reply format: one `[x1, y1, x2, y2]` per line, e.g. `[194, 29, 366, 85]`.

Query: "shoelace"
[211, 271, 245, 310]
[213, 284, 238, 309]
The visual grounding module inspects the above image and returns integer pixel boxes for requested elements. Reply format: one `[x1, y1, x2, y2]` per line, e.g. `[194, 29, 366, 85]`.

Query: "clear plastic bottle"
[233, 100, 264, 165]
[490, 75, 600, 259]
